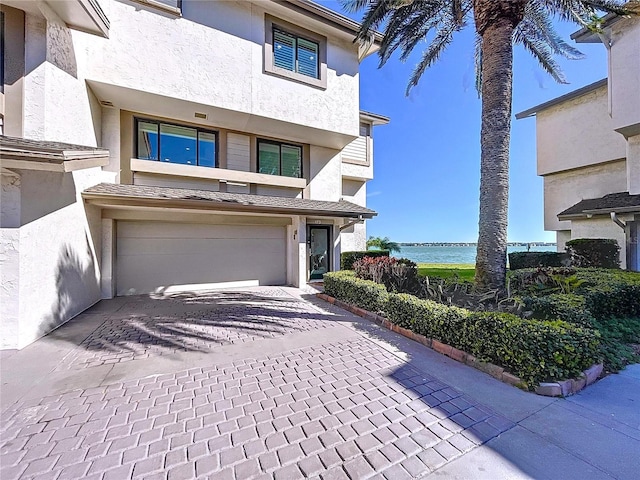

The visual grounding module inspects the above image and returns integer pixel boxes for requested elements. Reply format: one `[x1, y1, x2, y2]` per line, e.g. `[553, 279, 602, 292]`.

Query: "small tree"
[367, 236, 402, 253]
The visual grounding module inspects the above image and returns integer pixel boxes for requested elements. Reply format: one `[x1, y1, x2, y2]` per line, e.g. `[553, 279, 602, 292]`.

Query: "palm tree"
[344, 0, 631, 290]
[367, 236, 402, 253]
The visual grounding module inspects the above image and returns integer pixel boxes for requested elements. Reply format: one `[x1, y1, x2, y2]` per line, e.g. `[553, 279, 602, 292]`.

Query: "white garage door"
[116, 221, 286, 296]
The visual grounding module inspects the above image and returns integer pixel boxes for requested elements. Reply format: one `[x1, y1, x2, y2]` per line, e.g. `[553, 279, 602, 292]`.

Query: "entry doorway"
[308, 225, 331, 280]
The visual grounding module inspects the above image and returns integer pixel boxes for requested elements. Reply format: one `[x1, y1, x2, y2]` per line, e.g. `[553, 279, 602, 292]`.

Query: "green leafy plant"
[566, 238, 621, 268]
[340, 250, 389, 270]
[509, 251, 570, 270]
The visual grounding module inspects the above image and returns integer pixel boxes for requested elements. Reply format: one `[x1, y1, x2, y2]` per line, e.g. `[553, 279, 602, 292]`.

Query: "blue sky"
[323, 1, 609, 243]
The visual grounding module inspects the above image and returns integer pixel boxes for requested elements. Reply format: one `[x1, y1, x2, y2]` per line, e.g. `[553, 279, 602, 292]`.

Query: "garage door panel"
[116, 221, 286, 295]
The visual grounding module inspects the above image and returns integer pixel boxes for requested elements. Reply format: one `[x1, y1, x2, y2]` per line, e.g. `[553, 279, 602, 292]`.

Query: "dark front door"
[308, 226, 331, 280]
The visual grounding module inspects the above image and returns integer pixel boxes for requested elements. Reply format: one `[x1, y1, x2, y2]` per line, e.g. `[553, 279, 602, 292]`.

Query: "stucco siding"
[72, 0, 359, 143]
[628, 134, 640, 195]
[543, 160, 628, 231]
[536, 85, 626, 176]
[11, 168, 103, 349]
[340, 179, 367, 252]
[610, 17, 640, 136]
[307, 146, 341, 202]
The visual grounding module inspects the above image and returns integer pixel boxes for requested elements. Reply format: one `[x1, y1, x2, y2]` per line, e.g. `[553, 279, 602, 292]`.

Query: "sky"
[322, 1, 610, 243]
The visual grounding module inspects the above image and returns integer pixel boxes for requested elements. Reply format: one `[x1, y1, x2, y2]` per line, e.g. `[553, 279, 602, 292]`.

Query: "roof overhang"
[515, 79, 608, 119]
[557, 192, 640, 220]
[0, 135, 109, 173]
[2, 0, 109, 38]
[359, 110, 390, 126]
[82, 183, 377, 219]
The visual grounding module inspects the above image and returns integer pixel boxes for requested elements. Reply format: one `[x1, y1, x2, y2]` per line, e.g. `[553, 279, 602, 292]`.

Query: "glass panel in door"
[309, 226, 330, 280]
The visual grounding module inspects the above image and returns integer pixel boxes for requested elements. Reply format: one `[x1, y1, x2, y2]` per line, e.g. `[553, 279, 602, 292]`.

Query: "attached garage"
[116, 221, 287, 295]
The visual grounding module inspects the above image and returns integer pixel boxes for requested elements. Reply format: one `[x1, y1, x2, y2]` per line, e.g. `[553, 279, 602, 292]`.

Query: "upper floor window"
[359, 122, 371, 137]
[136, 119, 217, 168]
[258, 139, 302, 178]
[273, 29, 319, 79]
[264, 16, 327, 89]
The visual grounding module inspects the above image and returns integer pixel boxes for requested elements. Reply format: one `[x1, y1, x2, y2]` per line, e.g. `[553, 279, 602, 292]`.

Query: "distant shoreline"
[399, 242, 557, 247]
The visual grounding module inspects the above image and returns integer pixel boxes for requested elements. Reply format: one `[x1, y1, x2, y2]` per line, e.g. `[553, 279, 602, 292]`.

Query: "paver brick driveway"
[0, 287, 513, 479]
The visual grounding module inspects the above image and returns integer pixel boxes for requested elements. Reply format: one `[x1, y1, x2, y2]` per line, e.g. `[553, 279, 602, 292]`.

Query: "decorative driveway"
[1, 287, 516, 479]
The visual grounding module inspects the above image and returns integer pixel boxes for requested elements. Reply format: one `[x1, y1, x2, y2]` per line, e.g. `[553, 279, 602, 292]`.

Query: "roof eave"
[570, 13, 622, 43]
[515, 78, 608, 119]
[359, 110, 390, 126]
[82, 192, 377, 219]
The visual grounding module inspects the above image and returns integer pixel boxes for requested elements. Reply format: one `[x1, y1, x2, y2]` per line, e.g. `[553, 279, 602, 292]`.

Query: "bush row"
[508, 252, 569, 270]
[340, 250, 389, 270]
[323, 272, 601, 386]
[509, 238, 621, 270]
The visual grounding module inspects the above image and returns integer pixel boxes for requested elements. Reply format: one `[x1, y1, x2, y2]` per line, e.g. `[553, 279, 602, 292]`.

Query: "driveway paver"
[1, 286, 637, 479]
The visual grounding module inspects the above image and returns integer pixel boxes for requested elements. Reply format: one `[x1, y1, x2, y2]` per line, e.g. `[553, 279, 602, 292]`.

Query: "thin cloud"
[367, 191, 383, 198]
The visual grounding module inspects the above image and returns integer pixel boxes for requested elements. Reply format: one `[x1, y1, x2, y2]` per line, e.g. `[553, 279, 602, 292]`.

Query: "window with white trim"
[258, 139, 302, 178]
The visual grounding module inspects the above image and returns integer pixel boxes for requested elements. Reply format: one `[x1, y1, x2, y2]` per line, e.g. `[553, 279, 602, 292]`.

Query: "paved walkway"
[1, 287, 639, 479]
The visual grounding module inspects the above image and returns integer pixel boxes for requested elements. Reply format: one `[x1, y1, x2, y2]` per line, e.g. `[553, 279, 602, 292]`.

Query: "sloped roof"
[0, 135, 109, 172]
[558, 192, 640, 219]
[82, 183, 377, 218]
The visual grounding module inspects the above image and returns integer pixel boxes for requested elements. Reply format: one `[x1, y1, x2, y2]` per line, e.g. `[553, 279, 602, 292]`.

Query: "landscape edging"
[316, 292, 603, 397]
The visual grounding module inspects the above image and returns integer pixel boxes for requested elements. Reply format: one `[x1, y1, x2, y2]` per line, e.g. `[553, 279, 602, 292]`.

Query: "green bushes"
[385, 293, 599, 385]
[509, 251, 569, 270]
[523, 294, 595, 326]
[324, 272, 601, 386]
[323, 271, 387, 313]
[566, 238, 620, 268]
[340, 250, 389, 270]
[353, 256, 422, 295]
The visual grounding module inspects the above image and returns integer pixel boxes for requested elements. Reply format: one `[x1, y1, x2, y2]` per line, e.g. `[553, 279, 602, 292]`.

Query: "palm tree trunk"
[474, 1, 527, 291]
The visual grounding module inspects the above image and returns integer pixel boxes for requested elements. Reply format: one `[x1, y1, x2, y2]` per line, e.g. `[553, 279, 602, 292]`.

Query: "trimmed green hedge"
[566, 238, 620, 268]
[523, 294, 596, 326]
[341, 250, 390, 270]
[323, 272, 601, 386]
[323, 271, 387, 313]
[509, 251, 569, 270]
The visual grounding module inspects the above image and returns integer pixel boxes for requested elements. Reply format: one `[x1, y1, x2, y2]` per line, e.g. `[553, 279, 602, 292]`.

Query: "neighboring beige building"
[516, 10, 640, 271]
[0, 0, 388, 349]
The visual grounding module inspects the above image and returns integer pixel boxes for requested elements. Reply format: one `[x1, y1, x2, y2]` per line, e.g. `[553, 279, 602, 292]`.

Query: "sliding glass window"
[258, 140, 302, 178]
[136, 118, 217, 167]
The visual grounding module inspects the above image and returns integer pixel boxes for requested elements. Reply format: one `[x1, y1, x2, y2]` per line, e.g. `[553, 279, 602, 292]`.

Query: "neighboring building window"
[136, 119, 217, 167]
[359, 122, 371, 137]
[258, 140, 302, 178]
[133, 0, 182, 13]
[273, 28, 319, 79]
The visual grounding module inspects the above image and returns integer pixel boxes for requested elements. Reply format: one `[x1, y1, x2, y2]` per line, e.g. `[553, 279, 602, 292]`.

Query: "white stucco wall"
[73, 0, 359, 145]
[628, 134, 640, 195]
[307, 146, 342, 202]
[543, 160, 628, 231]
[536, 85, 627, 176]
[14, 168, 104, 349]
[1, 173, 21, 349]
[610, 16, 640, 137]
[340, 179, 367, 252]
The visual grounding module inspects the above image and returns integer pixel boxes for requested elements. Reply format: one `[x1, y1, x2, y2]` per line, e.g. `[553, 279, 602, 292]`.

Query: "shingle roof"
[1, 135, 109, 172]
[82, 183, 377, 218]
[558, 192, 640, 218]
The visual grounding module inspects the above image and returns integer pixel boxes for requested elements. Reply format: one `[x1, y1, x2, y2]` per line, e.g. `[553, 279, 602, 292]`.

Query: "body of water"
[397, 245, 557, 264]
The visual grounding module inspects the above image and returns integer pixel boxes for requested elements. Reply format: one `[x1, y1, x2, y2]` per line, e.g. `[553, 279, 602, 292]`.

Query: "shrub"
[384, 293, 600, 386]
[523, 294, 595, 326]
[353, 257, 422, 294]
[323, 271, 387, 313]
[585, 284, 640, 320]
[508, 251, 569, 270]
[340, 250, 389, 270]
[566, 238, 620, 268]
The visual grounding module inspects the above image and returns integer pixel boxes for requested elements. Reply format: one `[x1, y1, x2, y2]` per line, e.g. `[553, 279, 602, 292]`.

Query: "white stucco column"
[1, 172, 21, 349]
[297, 217, 307, 287]
[627, 134, 640, 195]
[100, 218, 116, 299]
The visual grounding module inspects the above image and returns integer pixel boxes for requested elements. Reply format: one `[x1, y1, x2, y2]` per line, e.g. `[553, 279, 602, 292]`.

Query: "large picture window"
[136, 119, 217, 168]
[258, 140, 302, 178]
[273, 28, 319, 79]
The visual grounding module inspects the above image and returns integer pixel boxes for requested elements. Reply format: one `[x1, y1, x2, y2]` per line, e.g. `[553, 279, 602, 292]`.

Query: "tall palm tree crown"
[344, 0, 631, 290]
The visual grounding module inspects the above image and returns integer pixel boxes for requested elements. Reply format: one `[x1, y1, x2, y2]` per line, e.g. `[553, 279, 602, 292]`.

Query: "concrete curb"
[316, 293, 603, 397]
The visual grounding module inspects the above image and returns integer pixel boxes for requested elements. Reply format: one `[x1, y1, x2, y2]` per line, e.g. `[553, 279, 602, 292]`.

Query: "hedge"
[340, 250, 390, 270]
[566, 238, 620, 268]
[509, 251, 569, 270]
[323, 271, 387, 313]
[523, 294, 596, 326]
[323, 272, 601, 386]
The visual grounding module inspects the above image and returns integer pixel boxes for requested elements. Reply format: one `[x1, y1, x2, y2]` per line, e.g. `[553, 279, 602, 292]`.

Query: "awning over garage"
[82, 183, 377, 219]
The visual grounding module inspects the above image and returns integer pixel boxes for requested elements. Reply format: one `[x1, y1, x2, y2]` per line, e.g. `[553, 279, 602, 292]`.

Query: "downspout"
[611, 211, 626, 230]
